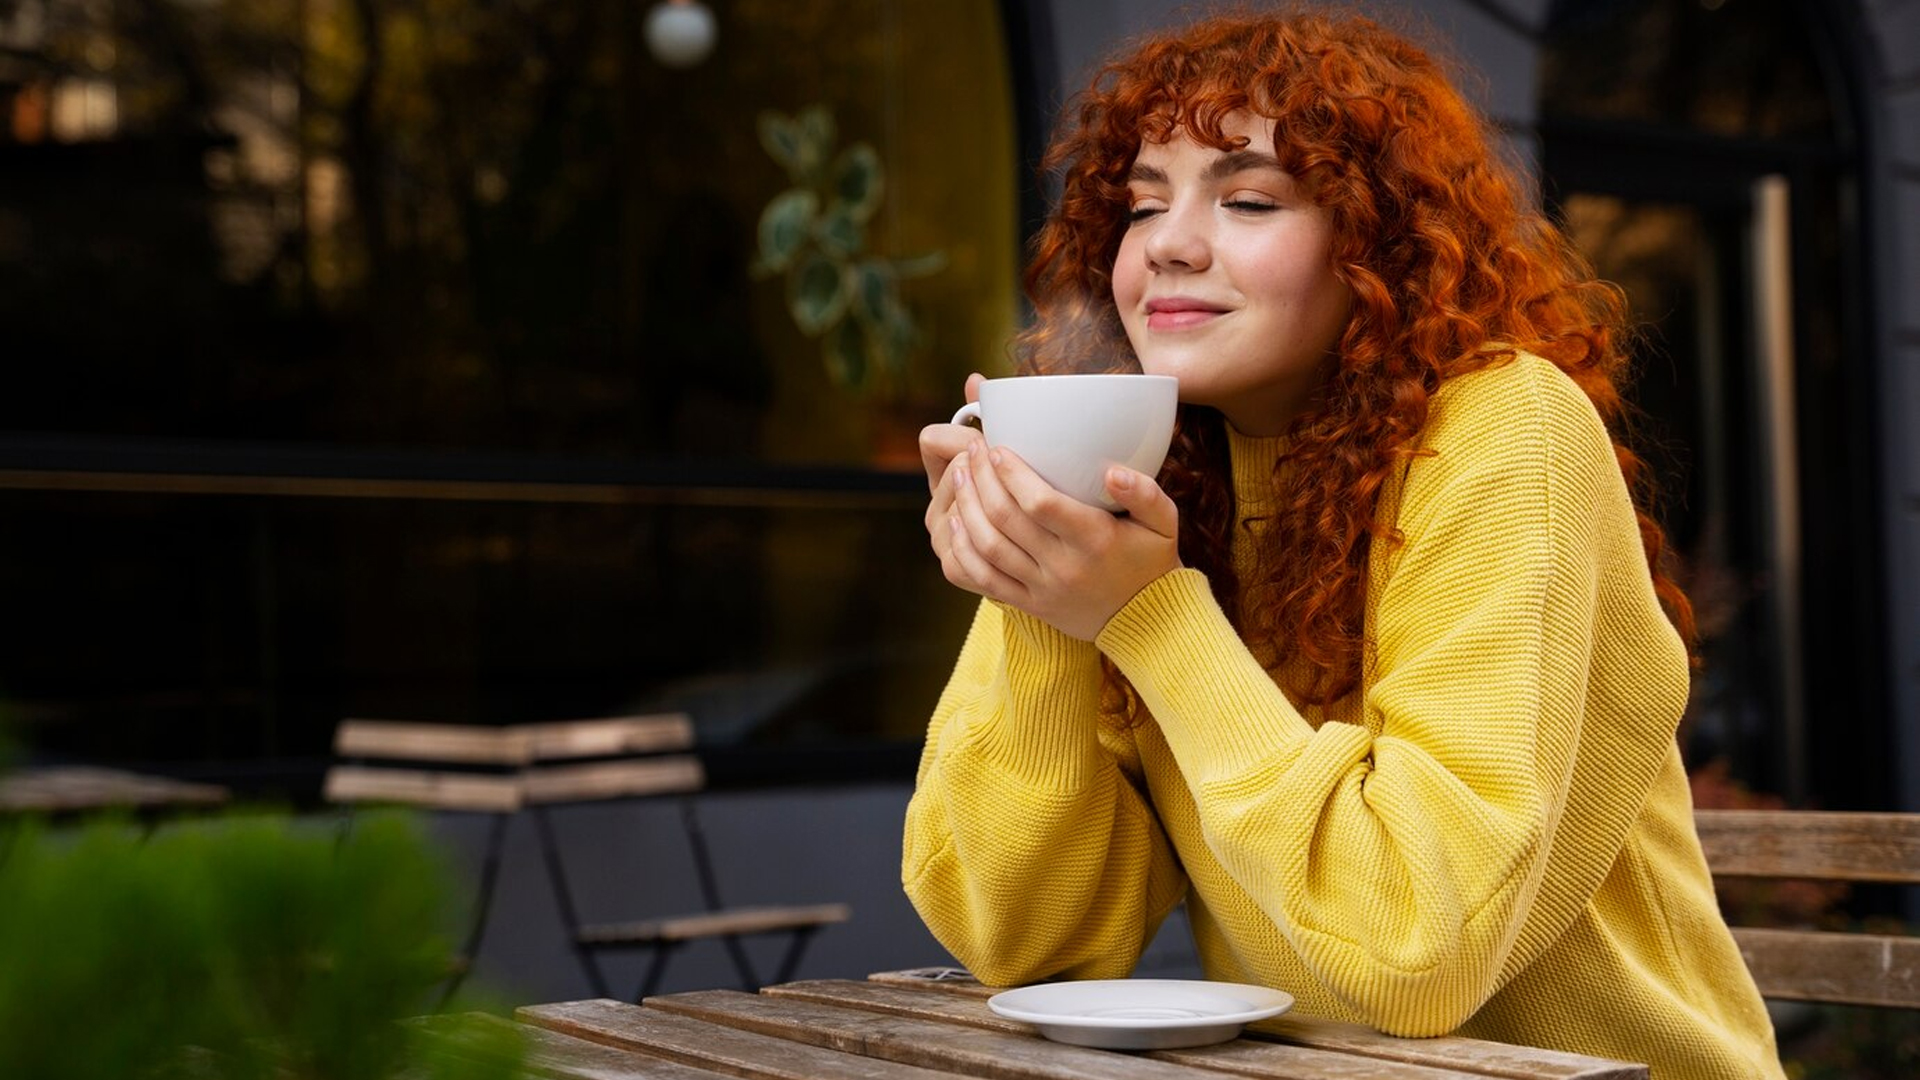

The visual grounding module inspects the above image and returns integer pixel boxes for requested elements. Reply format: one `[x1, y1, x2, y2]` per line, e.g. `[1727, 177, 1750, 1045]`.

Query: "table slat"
[0, 766, 229, 812]
[764, 981, 1494, 1080]
[649, 989, 1216, 1079]
[867, 967, 996, 997]
[418, 1013, 734, 1080]
[1252, 1016, 1644, 1080]
[858, 972, 1645, 1080]
[656, 987, 1506, 1080]
[517, 998, 954, 1080]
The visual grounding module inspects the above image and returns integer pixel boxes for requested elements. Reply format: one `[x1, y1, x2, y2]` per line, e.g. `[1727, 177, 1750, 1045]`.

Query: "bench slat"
[1730, 927, 1920, 1009]
[1695, 810, 1920, 883]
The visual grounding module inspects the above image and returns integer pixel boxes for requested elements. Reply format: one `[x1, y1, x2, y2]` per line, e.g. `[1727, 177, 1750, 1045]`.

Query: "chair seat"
[578, 903, 852, 945]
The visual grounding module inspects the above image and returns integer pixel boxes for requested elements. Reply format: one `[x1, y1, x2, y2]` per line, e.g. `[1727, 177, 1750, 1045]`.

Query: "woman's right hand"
[922, 372, 987, 564]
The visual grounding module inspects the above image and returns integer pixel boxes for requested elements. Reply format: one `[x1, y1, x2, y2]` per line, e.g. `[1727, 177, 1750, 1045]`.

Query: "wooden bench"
[517, 714, 851, 1001]
[1695, 809, 1920, 1008]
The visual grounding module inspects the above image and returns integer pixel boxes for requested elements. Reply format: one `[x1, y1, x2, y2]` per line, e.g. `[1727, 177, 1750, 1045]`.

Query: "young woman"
[902, 10, 1784, 1079]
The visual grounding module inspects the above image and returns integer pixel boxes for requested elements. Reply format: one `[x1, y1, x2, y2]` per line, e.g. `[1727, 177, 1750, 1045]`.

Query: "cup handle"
[950, 401, 983, 427]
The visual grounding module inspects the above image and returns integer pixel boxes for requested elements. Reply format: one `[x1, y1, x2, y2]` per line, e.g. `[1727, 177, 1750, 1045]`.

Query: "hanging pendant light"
[644, 0, 718, 69]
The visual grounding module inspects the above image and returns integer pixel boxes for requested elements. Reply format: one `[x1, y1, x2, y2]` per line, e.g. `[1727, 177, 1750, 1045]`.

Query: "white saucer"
[986, 978, 1294, 1050]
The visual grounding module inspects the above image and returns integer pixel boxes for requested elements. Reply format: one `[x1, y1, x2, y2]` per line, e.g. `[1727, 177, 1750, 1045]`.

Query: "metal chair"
[518, 713, 851, 1001]
[323, 719, 527, 1004]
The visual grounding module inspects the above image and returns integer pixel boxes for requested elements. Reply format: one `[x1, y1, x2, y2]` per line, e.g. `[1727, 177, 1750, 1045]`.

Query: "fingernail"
[1110, 468, 1133, 490]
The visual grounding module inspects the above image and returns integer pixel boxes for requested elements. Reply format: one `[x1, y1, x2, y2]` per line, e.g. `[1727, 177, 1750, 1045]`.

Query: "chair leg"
[770, 926, 822, 986]
[720, 933, 761, 991]
[636, 941, 683, 1001]
[580, 946, 615, 1001]
[434, 811, 512, 1010]
[531, 805, 612, 998]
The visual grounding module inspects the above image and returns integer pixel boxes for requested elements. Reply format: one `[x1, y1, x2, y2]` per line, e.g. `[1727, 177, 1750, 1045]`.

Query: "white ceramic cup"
[950, 374, 1179, 510]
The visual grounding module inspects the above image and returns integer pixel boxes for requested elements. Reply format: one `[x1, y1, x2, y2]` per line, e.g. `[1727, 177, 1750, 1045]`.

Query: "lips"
[1144, 297, 1228, 331]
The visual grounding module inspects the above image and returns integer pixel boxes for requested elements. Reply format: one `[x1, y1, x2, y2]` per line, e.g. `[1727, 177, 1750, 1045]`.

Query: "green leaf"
[832, 143, 884, 222]
[787, 252, 849, 336]
[849, 259, 896, 328]
[878, 303, 919, 375]
[757, 188, 818, 273]
[795, 105, 836, 178]
[756, 111, 803, 178]
[822, 317, 867, 388]
[815, 203, 865, 259]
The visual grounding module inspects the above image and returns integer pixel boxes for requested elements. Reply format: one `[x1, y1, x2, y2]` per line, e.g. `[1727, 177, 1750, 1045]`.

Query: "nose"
[1142, 201, 1211, 272]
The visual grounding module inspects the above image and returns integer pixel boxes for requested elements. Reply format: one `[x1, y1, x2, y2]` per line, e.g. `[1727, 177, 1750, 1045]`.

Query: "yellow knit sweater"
[902, 354, 1784, 1079]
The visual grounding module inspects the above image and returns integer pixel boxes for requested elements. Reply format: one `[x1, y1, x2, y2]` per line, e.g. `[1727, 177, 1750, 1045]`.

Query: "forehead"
[1132, 111, 1277, 161]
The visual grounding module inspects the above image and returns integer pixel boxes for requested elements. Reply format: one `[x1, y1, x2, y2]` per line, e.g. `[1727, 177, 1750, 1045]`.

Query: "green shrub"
[0, 809, 524, 1080]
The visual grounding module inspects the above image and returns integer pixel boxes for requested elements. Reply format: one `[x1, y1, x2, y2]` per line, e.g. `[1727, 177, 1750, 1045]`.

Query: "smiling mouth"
[1145, 307, 1225, 331]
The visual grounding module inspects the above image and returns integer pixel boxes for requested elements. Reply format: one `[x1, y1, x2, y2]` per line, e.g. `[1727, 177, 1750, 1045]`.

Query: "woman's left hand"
[941, 437, 1182, 641]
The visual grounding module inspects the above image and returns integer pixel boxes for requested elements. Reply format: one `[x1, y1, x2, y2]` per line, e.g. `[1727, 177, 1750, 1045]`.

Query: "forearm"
[902, 600, 1185, 985]
[1099, 569, 1560, 1034]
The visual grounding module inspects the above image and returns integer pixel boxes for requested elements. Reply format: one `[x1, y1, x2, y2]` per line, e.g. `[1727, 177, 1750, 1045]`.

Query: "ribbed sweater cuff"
[961, 601, 1106, 791]
[1096, 569, 1316, 784]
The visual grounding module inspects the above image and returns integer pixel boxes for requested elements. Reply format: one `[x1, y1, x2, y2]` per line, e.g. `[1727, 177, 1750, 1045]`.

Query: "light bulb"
[644, 1, 717, 69]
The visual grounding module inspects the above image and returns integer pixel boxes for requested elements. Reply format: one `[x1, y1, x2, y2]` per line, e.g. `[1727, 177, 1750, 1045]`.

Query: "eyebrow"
[1127, 149, 1288, 184]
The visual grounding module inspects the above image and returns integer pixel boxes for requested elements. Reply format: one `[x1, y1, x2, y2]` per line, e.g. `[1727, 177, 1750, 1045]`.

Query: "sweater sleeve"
[1096, 362, 1688, 1036]
[901, 598, 1189, 987]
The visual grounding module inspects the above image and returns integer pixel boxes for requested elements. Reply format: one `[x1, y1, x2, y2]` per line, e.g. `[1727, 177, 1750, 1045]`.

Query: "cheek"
[1110, 240, 1145, 307]
[1249, 234, 1342, 316]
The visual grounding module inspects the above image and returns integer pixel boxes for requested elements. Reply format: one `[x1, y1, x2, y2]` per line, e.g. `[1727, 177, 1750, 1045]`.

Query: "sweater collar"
[1225, 424, 1291, 517]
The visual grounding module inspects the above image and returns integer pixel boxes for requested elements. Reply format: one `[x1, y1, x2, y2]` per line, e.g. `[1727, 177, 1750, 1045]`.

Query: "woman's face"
[1111, 112, 1351, 436]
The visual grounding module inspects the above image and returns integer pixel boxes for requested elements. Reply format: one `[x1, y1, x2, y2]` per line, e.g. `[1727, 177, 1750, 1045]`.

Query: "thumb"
[963, 371, 986, 404]
[1105, 467, 1178, 538]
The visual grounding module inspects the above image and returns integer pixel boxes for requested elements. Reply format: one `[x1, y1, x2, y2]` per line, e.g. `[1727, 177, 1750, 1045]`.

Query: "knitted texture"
[903, 355, 1784, 1079]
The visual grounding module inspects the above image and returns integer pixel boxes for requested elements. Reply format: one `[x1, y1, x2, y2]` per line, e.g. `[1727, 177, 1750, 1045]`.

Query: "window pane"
[0, 0, 1020, 464]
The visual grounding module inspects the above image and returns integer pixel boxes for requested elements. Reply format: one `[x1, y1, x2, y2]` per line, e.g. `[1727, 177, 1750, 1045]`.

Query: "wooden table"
[0, 765, 229, 814]
[451, 967, 1649, 1079]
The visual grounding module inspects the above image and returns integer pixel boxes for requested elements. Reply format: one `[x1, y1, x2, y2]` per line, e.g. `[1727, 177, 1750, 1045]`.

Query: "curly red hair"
[1013, 7, 1695, 713]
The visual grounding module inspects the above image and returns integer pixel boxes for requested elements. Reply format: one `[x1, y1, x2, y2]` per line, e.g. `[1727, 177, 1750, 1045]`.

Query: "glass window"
[0, 0, 1017, 793]
[1540, 0, 1881, 810]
